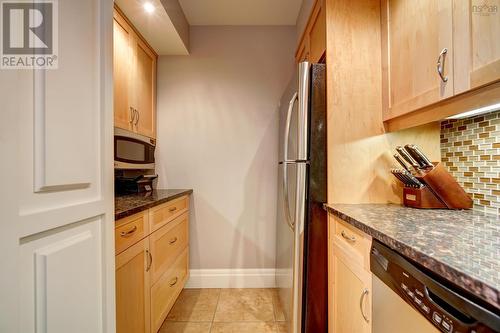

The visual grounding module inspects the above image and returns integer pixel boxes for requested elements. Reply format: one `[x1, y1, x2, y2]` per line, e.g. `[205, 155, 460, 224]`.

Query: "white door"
[0, 1, 115, 332]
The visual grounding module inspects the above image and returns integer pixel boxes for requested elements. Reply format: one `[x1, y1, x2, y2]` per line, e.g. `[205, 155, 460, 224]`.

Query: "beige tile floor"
[159, 288, 288, 333]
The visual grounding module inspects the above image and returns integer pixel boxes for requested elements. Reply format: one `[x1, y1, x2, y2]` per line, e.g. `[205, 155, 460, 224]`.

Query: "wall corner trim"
[184, 269, 276, 289]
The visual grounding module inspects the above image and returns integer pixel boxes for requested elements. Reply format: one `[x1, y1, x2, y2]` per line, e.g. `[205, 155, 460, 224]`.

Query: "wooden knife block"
[403, 162, 473, 210]
[403, 186, 447, 209]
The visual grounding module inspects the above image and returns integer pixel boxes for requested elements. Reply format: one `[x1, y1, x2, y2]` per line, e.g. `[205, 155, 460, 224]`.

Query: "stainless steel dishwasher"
[370, 240, 500, 333]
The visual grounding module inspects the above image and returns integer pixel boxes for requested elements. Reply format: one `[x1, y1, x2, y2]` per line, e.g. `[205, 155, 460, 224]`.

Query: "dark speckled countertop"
[324, 203, 500, 311]
[115, 189, 193, 220]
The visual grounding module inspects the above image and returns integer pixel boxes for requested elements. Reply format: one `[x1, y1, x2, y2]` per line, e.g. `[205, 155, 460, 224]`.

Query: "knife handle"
[410, 145, 433, 168]
[396, 146, 419, 169]
[394, 154, 410, 172]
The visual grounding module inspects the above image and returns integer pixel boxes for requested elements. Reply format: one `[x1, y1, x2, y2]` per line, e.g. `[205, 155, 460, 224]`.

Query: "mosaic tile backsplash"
[441, 111, 500, 215]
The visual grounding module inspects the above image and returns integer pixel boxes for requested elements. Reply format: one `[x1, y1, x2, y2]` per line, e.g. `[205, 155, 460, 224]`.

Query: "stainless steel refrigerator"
[276, 62, 327, 333]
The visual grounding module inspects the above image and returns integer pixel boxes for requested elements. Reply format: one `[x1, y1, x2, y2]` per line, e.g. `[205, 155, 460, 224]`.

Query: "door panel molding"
[33, 70, 91, 193]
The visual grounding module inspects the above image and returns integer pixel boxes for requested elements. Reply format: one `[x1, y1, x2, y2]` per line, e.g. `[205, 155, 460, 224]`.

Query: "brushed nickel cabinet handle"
[436, 48, 448, 82]
[134, 108, 140, 125]
[341, 230, 356, 242]
[129, 107, 135, 123]
[120, 225, 137, 237]
[169, 237, 178, 244]
[360, 288, 369, 323]
[169, 277, 178, 287]
[146, 250, 152, 272]
[169, 207, 177, 212]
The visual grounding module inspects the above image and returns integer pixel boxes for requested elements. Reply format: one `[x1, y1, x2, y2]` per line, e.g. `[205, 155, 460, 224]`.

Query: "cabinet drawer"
[150, 212, 189, 285]
[115, 211, 149, 255]
[149, 196, 189, 232]
[332, 216, 371, 269]
[151, 248, 189, 333]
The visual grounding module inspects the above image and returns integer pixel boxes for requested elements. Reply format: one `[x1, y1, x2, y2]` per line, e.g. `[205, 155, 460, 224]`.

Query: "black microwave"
[114, 128, 155, 170]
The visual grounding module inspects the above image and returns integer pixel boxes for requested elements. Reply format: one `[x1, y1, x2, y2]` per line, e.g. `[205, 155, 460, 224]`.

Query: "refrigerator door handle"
[282, 163, 295, 231]
[283, 91, 298, 162]
[282, 92, 298, 231]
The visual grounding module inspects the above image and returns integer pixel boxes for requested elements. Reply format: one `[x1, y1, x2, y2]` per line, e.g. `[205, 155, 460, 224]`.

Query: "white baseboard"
[184, 268, 276, 289]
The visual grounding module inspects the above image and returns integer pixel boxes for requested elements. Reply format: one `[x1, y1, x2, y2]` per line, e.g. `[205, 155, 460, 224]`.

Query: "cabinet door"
[113, 11, 133, 131]
[116, 238, 151, 333]
[308, 0, 326, 63]
[382, 0, 453, 120]
[149, 212, 189, 284]
[151, 248, 189, 333]
[454, 0, 500, 93]
[131, 34, 157, 139]
[296, 38, 310, 63]
[333, 255, 371, 333]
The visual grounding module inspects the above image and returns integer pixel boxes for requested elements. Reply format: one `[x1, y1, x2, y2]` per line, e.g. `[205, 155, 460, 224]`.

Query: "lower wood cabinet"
[328, 214, 373, 333]
[332, 254, 371, 333]
[151, 248, 189, 332]
[115, 195, 190, 333]
[115, 238, 151, 333]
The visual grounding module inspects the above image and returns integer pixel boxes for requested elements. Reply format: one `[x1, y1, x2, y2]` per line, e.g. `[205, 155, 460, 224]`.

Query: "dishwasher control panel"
[371, 243, 499, 333]
[395, 266, 458, 333]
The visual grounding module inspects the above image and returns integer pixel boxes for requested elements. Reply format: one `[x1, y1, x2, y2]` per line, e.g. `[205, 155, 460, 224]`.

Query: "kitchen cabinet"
[113, 6, 157, 139]
[131, 33, 157, 138]
[296, 0, 326, 63]
[115, 238, 151, 333]
[333, 256, 371, 333]
[382, 0, 454, 120]
[149, 212, 189, 285]
[115, 195, 190, 333]
[382, 0, 500, 130]
[328, 215, 372, 333]
[454, 0, 500, 93]
[113, 11, 133, 131]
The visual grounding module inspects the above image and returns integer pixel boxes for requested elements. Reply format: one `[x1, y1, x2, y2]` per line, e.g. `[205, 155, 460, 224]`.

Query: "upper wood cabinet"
[382, 0, 454, 120]
[454, 0, 500, 93]
[113, 6, 157, 139]
[296, 0, 326, 63]
[113, 11, 133, 131]
[382, 0, 500, 129]
[131, 34, 157, 138]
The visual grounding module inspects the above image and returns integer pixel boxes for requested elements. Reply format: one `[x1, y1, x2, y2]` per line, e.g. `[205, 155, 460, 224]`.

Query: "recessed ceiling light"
[446, 102, 500, 120]
[143, 2, 155, 14]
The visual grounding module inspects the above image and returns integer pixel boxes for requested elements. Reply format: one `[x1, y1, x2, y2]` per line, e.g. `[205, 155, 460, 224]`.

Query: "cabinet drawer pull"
[169, 237, 178, 244]
[436, 48, 448, 83]
[129, 106, 135, 123]
[359, 288, 369, 323]
[169, 207, 177, 212]
[341, 230, 356, 242]
[146, 250, 152, 272]
[120, 225, 137, 237]
[169, 277, 178, 287]
[134, 108, 140, 126]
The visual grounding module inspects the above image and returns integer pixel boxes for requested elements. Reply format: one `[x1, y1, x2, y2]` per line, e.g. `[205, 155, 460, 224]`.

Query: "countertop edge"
[115, 189, 193, 220]
[323, 203, 500, 311]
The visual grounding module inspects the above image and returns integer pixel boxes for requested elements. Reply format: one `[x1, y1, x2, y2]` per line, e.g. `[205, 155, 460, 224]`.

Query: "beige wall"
[326, 0, 441, 204]
[296, 0, 315, 42]
[156, 26, 296, 269]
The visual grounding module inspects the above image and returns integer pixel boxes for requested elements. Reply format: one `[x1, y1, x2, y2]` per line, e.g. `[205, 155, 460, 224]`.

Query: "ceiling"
[178, 0, 303, 26]
[115, 0, 189, 55]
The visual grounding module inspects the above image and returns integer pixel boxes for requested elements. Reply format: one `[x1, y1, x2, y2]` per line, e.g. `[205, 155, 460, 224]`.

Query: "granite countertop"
[115, 189, 193, 220]
[324, 203, 500, 311]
